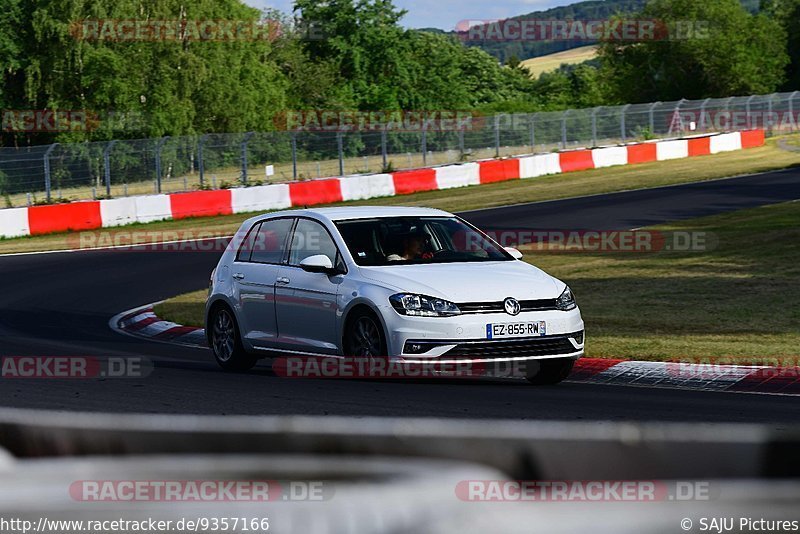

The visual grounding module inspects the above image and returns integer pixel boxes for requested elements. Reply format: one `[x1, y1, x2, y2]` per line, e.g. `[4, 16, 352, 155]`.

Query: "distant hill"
[426, 0, 761, 63]
[520, 45, 599, 77]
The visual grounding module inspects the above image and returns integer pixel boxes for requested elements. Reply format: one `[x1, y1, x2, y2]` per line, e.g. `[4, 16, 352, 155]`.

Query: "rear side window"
[236, 223, 261, 263]
[237, 218, 294, 264]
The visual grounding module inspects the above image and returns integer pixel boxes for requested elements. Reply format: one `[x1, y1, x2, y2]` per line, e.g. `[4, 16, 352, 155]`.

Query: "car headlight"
[556, 286, 577, 311]
[390, 293, 461, 317]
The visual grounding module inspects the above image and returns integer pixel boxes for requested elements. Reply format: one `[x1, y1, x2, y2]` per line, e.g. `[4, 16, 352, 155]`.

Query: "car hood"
[358, 261, 563, 302]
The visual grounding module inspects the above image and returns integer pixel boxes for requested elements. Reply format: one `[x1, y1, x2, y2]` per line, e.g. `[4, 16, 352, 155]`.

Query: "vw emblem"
[504, 298, 521, 316]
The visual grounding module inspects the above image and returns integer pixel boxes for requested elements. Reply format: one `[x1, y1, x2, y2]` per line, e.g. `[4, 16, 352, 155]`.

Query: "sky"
[243, 0, 573, 30]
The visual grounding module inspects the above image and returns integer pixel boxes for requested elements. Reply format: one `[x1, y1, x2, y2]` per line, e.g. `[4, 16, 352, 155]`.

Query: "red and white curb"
[111, 303, 800, 395]
[109, 304, 206, 349]
[571, 359, 800, 396]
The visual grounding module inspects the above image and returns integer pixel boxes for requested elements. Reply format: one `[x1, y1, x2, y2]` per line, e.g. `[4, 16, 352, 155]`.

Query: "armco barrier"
[0, 130, 766, 239]
[28, 201, 102, 236]
[741, 129, 766, 149]
[687, 136, 711, 157]
[436, 163, 481, 189]
[170, 190, 233, 220]
[559, 150, 595, 173]
[591, 146, 629, 168]
[656, 139, 689, 161]
[99, 197, 138, 227]
[288, 178, 343, 206]
[134, 194, 172, 224]
[0, 207, 30, 238]
[391, 168, 438, 195]
[627, 142, 658, 164]
[710, 132, 742, 154]
[339, 173, 396, 201]
[231, 184, 291, 214]
[478, 159, 520, 184]
[519, 153, 561, 179]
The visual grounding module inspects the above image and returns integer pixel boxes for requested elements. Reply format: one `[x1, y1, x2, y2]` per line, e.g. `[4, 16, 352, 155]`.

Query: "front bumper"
[381, 307, 585, 363]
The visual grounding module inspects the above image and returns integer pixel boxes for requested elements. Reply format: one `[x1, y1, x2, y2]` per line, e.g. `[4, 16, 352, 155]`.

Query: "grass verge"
[2, 136, 800, 256]
[154, 200, 800, 363]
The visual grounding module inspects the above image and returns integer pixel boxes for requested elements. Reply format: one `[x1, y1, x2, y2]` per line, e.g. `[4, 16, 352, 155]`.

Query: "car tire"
[525, 358, 575, 385]
[209, 304, 258, 372]
[344, 308, 387, 358]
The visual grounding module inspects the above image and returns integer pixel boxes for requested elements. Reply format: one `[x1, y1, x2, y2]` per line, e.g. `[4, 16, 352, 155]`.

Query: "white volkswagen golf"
[206, 207, 584, 384]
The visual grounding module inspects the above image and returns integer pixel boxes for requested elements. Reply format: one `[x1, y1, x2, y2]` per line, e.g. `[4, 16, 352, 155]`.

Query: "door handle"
[276, 277, 290, 285]
[232, 273, 245, 280]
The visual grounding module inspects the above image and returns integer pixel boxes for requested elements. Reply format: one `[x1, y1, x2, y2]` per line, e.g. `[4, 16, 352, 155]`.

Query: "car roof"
[243, 206, 454, 225]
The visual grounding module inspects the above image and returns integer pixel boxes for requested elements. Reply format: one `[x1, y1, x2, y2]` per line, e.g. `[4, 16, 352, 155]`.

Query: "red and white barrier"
[231, 184, 291, 213]
[710, 132, 742, 154]
[0, 207, 30, 238]
[435, 163, 480, 189]
[592, 146, 629, 168]
[656, 139, 689, 161]
[134, 194, 172, 224]
[0, 130, 766, 239]
[519, 153, 561, 179]
[339, 173, 396, 201]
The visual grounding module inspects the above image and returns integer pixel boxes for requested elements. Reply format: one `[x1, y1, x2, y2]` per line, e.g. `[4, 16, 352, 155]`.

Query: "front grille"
[458, 299, 559, 314]
[423, 333, 582, 361]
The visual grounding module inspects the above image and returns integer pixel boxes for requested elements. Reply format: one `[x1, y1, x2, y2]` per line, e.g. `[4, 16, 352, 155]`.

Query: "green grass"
[154, 201, 800, 364]
[3, 136, 800, 256]
[520, 46, 598, 78]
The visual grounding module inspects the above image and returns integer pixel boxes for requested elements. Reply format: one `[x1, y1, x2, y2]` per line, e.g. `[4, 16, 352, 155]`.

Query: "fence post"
[494, 114, 501, 157]
[198, 134, 208, 187]
[561, 110, 569, 150]
[43, 143, 59, 203]
[648, 102, 660, 136]
[102, 140, 117, 197]
[381, 129, 388, 169]
[699, 98, 711, 132]
[155, 136, 170, 194]
[458, 128, 465, 159]
[591, 107, 599, 147]
[790, 91, 799, 132]
[337, 132, 345, 176]
[240, 132, 254, 185]
[620, 104, 631, 143]
[529, 113, 536, 152]
[421, 124, 428, 166]
[745, 95, 756, 129]
[291, 133, 298, 179]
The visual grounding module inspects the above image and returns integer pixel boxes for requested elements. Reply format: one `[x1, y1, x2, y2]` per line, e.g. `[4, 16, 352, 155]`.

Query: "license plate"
[486, 321, 547, 340]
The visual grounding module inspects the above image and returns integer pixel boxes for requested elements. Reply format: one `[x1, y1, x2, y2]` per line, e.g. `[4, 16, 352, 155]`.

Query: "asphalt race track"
[1, 169, 800, 420]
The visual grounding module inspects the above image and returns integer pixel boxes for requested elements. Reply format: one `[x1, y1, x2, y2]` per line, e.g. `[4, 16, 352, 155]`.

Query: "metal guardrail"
[2, 408, 800, 479]
[0, 91, 797, 206]
[2, 409, 800, 533]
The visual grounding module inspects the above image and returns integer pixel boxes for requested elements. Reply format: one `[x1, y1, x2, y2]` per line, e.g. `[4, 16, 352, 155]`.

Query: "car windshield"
[335, 216, 511, 266]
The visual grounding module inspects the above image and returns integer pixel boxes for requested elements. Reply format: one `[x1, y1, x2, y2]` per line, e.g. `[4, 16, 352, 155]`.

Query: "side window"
[250, 218, 294, 264]
[288, 219, 339, 266]
[236, 222, 261, 263]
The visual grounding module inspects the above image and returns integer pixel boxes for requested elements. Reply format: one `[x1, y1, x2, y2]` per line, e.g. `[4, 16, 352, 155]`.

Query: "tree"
[598, 0, 788, 102]
[762, 0, 800, 89]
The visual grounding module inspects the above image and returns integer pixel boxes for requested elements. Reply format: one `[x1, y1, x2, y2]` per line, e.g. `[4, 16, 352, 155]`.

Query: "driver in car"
[387, 229, 434, 261]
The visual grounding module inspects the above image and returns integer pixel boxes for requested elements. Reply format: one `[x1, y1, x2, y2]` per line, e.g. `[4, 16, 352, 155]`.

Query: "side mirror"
[299, 254, 336, 274]
[504, 247, 524, 260]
